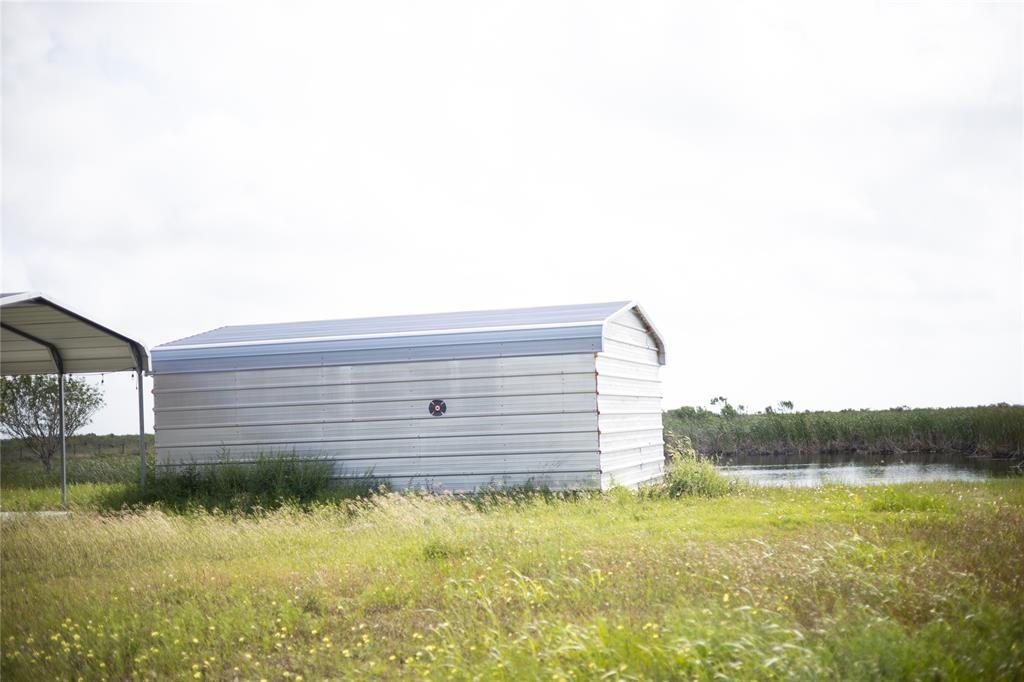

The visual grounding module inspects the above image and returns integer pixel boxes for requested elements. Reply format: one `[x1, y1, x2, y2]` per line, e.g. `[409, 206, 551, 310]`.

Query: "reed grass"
[664, 404, 1024, 457]
[643, 437, 738, 498]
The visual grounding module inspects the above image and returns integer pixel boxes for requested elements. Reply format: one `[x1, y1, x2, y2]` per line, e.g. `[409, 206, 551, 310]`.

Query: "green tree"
[0, 375, 104, 470]
[711, 396, 739, 419]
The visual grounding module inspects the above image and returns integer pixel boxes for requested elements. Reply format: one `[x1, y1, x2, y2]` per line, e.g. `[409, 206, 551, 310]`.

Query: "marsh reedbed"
[664, 404, 1024, 457]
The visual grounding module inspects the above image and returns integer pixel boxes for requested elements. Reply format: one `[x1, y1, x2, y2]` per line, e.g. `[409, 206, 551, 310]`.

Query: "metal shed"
[150, 301, 665, 491]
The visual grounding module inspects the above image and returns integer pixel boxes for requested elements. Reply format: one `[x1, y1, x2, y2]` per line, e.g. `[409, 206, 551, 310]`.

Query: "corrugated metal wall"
[154, 354, 601, 491]
[152, 301, 666, 492]
[596, 308, 665, 489]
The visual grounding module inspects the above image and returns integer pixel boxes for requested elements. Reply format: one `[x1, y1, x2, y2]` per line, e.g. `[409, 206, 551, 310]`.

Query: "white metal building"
[150, 301, 665, 491]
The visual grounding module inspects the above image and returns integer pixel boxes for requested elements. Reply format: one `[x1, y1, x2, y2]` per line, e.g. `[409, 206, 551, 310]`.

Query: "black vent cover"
[428, 399, 447, 416]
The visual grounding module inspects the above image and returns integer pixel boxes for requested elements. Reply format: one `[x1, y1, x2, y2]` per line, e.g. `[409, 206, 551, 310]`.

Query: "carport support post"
[59, 373, 67, 510]
[138, 370, 146, 487]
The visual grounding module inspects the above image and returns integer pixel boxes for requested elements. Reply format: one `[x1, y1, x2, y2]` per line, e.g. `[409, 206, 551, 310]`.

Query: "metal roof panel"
[158, 301, 633, 348]
[151, 301, 664, 374]
[0, 293, 149, 375]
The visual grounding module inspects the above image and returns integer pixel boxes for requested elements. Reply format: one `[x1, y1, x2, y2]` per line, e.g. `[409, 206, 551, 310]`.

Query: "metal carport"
[0, 292, 149, 508]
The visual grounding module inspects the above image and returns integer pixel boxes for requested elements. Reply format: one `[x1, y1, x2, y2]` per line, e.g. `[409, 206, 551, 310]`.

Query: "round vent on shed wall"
[428, 399, 447, 416]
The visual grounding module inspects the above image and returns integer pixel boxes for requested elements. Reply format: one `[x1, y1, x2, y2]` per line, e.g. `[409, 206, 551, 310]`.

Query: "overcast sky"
[2, 1, 1021, 434]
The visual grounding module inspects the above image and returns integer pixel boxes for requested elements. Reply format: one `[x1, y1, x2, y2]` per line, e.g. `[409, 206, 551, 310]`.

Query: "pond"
[715, 452, 1021, 487]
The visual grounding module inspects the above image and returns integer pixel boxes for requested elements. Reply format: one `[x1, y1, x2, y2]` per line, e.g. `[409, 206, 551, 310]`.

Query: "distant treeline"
[1, 433, 155, 460]
[663, 404, 1024, 457]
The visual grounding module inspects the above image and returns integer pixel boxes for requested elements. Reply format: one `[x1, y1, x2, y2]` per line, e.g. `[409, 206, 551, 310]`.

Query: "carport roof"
[0, 292, 149, 375]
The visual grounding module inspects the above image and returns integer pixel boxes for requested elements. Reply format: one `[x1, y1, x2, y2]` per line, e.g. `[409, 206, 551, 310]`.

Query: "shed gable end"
[596, 305, 665, 489]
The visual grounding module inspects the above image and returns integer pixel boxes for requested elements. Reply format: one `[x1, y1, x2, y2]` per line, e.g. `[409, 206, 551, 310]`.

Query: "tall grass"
[119, 456, 382, 512]
[644, 437, 736, 498]
[2, 480, 1022, 680]
[1, 452, 144, 488]
[0, 453, 381, 513]
[1, 433, 155, 459]
[664, 404, 1024, 457]
[0, 453, 145, 511]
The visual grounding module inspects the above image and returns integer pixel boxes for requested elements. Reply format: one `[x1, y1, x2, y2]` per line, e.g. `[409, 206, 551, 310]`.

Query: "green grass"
[1, 434, 154, 511]
[1, 453, 381, 513]
[1, 452, 143, 488]
[0, 482, 130, 512]
[3, 478, 1023, 680]
[664, 404, 1024, 457]
[124, 457, 382, 512]
[1, 433, 155, 460]
[0, 453, 142, 511]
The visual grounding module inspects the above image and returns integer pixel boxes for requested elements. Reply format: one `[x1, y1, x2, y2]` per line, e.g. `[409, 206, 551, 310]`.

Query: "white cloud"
[2, 1, 1021, 433]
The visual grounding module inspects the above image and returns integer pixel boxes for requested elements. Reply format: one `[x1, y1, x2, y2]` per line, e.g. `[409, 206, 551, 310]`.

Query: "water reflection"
[715, 452, 1020, 487]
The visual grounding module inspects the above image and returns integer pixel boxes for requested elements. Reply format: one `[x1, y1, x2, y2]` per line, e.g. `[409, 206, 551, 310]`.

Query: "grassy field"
[2, 442, 1023, 678]
[1, 433, 155, 460]
[1, 435, 155, 512]
[0, 452, 147, 512]
[664, 404, 1024, 457]
[3, 475, 1024, 680]
[0, 453, 379, 513]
